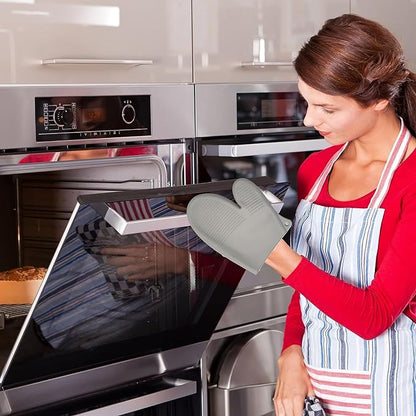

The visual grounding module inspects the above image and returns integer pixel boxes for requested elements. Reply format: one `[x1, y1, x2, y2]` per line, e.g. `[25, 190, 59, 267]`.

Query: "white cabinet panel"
[193, 0, 350, 83]
[351, 1, 416, 72]
[0, 0, 192, 84]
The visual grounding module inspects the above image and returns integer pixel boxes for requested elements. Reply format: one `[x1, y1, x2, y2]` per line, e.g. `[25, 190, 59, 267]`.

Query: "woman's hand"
[101, 243, 189, 280]
[273, 345, 314, 416]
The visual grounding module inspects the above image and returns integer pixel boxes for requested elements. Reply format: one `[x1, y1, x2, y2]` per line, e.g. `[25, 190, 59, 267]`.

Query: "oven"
[0, 81, 325, 416]
[195, 83, 328, 416]
[0, 82, 210, 416]
[0, 175, 290, 416]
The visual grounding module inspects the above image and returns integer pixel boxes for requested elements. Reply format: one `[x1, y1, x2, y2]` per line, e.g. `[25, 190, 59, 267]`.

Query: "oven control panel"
[35, 95, 151, 142]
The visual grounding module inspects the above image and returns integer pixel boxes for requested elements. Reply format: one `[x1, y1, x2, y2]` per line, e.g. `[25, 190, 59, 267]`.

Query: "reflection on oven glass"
[4, 190, 246, 388]
[18, 146, 157, 164]
[200, 151, 306, 220]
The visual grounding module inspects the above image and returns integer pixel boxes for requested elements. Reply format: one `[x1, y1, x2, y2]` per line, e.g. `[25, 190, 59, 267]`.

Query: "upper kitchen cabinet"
[192, 0, 350, 83]
[0, 0, 192, 84]
[351, 1, 416, 72]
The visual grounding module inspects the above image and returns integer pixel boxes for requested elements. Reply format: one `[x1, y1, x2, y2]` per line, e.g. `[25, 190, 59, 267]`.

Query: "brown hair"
[294, 14, 416, 137]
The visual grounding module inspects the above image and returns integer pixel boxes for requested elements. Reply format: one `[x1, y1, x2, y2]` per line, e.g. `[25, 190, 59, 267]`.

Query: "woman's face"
[298, 78, 382, 145]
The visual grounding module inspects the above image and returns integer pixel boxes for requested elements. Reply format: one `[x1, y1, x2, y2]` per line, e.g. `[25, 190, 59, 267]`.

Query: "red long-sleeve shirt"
[282, 144, 416, 350]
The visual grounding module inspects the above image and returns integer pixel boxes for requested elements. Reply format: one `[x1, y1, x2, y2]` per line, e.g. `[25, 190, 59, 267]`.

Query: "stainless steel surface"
[208, 329, 283, 416]
[204, 274, 290, 415]
[0, 83, 194, 151]
[0, 153, 168, 176]
[0, 342, 206, 416]
[217, 329, 283, 389]
[195, 82, 310, 416]
[75, 378, 196, 416]
[211, 316, 286, 341]
[201, 138, 328, 157]
[0, 392, 10, 415]
[209, 384, 275, 416]
[215, 280, 293, 331]
[0, 82, 204, 415]
[194, 82, 313, 138]
[42, 59, 154, 66]
[240, 61, 293, 67]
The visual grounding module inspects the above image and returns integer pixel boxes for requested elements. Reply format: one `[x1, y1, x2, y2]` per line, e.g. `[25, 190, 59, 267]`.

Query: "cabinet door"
[0, 0, 192, 84]
[351, 1, 416, 71]
[193, 0, 349, 83]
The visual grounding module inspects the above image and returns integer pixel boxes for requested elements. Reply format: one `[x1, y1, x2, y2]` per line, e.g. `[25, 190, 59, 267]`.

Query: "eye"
[322, 107, 335, 114]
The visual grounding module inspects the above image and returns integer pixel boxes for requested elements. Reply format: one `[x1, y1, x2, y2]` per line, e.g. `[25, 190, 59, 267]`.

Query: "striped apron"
[292, 120, 416, 415]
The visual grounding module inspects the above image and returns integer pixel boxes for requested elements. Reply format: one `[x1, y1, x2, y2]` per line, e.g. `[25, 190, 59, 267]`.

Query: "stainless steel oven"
[0, 174, 288, 415]
[0, 176, 290, 416]
[0, 81, 325, 416]
[0, 83, 205, 416]
[195, 83, 327, 416]
[0, 83, 196, 271]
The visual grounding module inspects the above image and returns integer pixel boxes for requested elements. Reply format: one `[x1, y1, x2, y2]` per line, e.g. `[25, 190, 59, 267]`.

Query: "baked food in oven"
[0, 266, 47, 304]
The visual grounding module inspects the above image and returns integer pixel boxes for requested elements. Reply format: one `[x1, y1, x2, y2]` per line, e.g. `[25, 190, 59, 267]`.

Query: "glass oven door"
[0, 177, 289, 415]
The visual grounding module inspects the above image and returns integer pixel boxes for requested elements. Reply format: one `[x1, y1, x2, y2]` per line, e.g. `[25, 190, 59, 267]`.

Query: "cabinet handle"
[42, 58, 153, 66]
[240, 61, 293, 67]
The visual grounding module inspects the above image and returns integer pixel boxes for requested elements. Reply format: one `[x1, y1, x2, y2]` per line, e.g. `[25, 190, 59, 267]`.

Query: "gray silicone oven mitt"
[186, 178, 292, 274]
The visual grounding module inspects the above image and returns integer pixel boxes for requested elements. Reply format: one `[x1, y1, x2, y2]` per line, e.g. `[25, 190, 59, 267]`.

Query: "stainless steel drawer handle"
[42, 58, 153, 66]
[77, 378, 196, 416]
[240, 61, 293, 67]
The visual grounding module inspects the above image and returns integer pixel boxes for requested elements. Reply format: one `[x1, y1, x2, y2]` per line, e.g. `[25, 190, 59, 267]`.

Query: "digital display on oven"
[81, 107, 107, 124]
[35, 95, 151, 142]
[237, 92, 307, 130]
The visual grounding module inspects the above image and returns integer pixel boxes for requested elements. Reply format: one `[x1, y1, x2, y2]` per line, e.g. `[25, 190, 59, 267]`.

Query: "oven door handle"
[201, 138, 328, 157]
[89, 201, 191, 235]
[90, 186, 285, 236]
[75, 377, 196, 416]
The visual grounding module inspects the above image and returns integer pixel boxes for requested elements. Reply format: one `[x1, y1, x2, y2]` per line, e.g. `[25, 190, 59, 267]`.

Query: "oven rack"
[0, 304, 30, 330]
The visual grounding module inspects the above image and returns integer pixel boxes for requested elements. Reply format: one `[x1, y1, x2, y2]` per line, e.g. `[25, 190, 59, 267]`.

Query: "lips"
[318, 130, 330, 137]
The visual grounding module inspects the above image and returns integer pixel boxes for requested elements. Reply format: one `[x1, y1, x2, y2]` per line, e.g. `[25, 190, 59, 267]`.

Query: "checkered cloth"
[76, 218, 153, 301]
[303, 396, 326, 416]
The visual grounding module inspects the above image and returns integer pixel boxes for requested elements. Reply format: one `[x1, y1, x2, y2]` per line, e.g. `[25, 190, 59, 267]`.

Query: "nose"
[303, 106, 316, 128]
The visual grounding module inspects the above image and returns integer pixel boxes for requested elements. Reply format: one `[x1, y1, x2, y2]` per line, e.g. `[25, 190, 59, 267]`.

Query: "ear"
[373, 98, 390, 112]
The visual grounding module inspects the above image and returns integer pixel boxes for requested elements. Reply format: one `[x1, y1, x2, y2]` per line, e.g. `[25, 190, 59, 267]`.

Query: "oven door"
[0, 177, 288, 415]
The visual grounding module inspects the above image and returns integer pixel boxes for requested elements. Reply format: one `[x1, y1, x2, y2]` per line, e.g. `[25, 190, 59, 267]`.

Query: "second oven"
[195, 82, 327, 416]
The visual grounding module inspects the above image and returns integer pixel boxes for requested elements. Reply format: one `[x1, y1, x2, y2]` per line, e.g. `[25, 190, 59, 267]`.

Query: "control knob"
[53, 106, 74, 128]
[122, 104, 136, 125]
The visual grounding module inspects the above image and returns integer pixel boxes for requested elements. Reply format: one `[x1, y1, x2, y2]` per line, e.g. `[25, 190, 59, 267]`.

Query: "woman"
[186, 13, 416, 415]
[269, 14, 416, 416]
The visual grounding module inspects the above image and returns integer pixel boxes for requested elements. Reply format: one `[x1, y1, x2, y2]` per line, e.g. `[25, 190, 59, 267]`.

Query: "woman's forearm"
[265, 239, 302, 279]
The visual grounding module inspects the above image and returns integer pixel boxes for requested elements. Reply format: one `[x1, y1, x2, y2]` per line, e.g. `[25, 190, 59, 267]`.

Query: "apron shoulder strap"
[369, 121, 410, 208]
[305, 118, 411, 208]
[305, 143, 347, 203]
